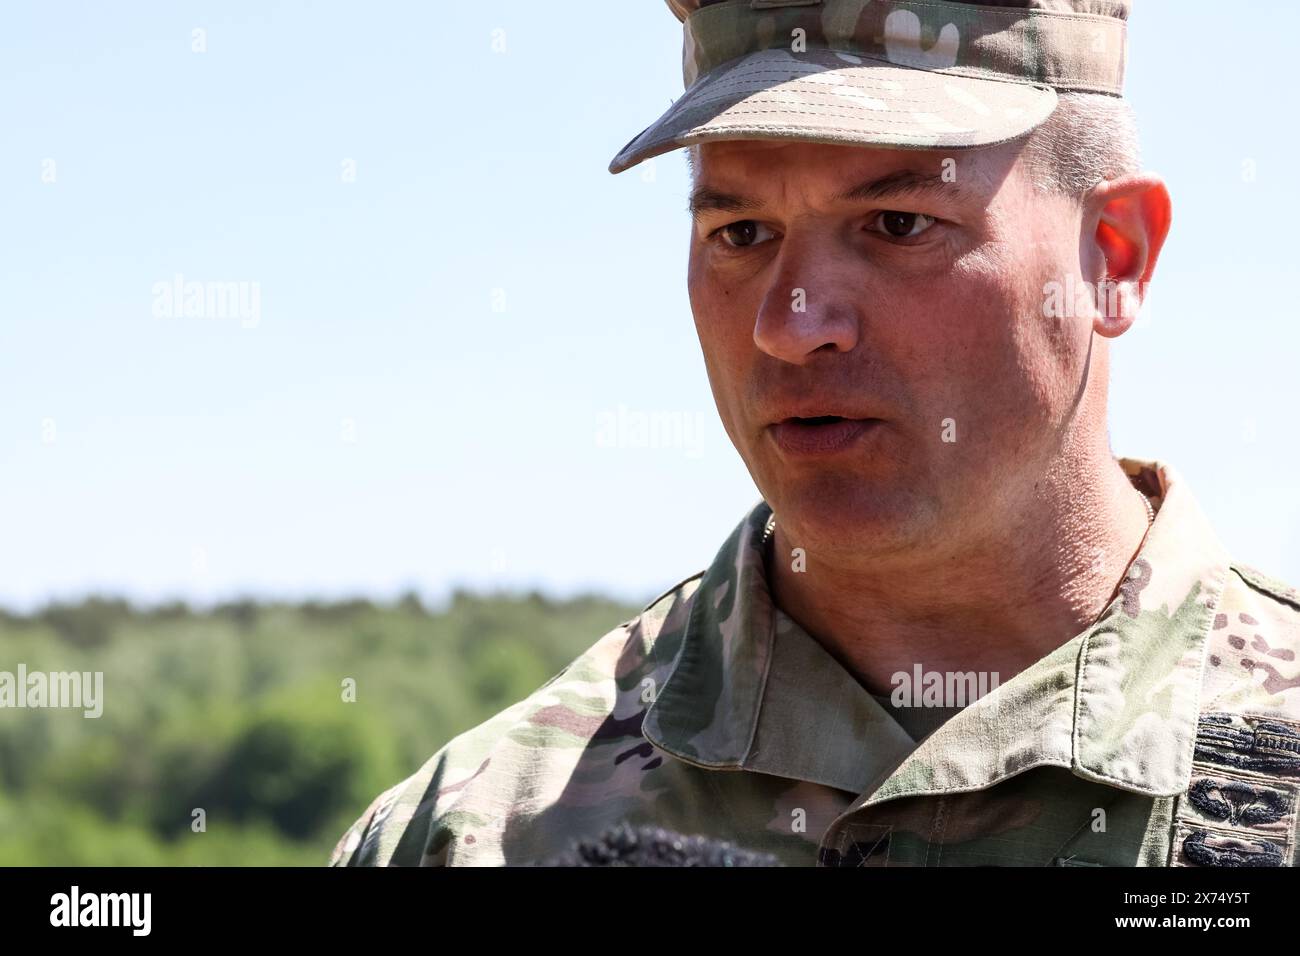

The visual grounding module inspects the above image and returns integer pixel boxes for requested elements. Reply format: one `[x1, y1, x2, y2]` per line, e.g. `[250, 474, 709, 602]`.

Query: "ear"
[1083, 173, 1172, 338]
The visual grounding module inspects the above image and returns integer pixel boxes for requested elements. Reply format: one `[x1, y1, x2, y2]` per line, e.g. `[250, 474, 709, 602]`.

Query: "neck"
[767, 452, 1152, 697]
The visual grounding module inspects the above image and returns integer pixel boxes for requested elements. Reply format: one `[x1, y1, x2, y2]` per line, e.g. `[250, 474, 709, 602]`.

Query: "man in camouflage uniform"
[332, 0, 1300, 866]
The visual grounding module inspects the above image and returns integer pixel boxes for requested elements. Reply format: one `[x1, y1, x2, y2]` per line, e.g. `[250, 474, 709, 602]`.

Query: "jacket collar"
[640, 491, 931, 793]
[643, 459, 1232, 801]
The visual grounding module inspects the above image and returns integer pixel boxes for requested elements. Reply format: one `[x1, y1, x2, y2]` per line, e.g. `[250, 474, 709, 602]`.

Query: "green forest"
[0, 591, 643, 865]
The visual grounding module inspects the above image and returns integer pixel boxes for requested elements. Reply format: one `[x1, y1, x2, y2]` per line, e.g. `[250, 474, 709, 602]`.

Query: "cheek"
[688, 264, 754, 380]
[687, 251, 726, 339]
[688, 267, 750, 439]
[876, 246, 1058, 432]
[885, 251, 1022, 374]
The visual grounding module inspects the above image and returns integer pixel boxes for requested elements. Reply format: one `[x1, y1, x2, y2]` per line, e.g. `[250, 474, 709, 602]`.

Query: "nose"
[752, 229, 862, 364]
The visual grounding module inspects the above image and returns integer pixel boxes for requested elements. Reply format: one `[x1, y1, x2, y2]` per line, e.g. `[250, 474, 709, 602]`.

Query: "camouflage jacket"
[330, 458, 1300, 867]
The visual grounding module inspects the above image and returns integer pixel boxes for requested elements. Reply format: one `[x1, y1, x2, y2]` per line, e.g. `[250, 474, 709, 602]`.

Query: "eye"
[871, 211, 936, 239]
[711, 219, 777, 249]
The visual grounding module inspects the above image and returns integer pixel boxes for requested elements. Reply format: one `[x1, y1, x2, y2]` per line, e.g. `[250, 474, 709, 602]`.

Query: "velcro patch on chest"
[1171, 713, 1300, 867]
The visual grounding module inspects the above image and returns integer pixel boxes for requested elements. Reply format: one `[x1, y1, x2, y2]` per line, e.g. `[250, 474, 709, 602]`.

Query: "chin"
[768, 473, 920, 553]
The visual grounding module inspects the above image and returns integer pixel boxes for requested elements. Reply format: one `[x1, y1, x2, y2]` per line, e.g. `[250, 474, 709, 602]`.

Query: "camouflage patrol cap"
[608, 0, 1131, 174]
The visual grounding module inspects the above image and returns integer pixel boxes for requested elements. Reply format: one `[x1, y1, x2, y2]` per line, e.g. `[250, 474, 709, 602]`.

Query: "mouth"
[768, 415, 882, 456]
[788, 415, 848, 426]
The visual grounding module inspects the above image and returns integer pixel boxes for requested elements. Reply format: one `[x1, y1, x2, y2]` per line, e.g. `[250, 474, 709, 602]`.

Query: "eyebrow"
[687, 168, 974, 222]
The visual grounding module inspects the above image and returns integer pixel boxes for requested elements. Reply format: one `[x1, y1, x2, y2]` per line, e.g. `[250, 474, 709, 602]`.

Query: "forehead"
[686, 138, 1029, 221]
[690, 138, 1027, 199]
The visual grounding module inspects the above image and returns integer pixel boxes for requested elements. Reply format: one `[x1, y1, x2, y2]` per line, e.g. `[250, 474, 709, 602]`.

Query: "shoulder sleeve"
[328, 692, 536, 866]
[327, 580, 700, 867]
[327, 614, 656, 867]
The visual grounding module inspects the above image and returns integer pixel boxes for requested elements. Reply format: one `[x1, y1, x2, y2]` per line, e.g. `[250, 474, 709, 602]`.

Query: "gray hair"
[1017, 91, 1141, 196]
[683, 92, 1140, 199]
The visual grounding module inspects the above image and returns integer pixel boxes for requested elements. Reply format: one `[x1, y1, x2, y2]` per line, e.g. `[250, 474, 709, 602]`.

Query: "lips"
[768, 416, 881, 456]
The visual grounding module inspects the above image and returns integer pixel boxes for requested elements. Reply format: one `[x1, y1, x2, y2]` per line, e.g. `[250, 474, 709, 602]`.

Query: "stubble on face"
[686, 138, 1098, 569]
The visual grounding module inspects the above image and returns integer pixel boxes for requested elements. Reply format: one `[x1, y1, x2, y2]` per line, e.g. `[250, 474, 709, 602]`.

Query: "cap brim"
[608, 48, 1058, 174]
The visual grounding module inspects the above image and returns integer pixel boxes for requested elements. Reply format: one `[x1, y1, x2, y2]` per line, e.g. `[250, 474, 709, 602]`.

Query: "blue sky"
[1, 1, 1297, 611]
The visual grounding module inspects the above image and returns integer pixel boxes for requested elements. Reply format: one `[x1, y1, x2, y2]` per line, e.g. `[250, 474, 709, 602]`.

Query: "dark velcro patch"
[1194, 714, 1300, 776]
[1182, 829, 1284, 867]
[1188, 777, 1290, 826]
